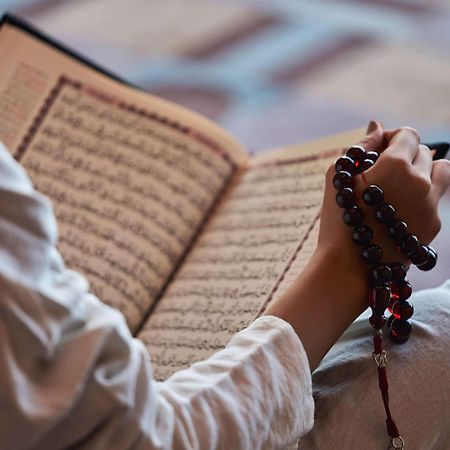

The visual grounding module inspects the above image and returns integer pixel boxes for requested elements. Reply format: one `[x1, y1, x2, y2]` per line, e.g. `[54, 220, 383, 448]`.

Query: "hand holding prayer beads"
[317, 123, 450, 448]
[334, 144, 438, 343]
[332, 139, 440, 448]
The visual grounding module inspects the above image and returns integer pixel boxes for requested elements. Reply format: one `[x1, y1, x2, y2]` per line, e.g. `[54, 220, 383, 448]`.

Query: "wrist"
[311, 245, 369, 317]
[265, 245, 370, 370]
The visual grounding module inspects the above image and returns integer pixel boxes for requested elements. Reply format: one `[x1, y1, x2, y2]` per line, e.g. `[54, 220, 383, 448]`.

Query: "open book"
[0, 14, 364, 381]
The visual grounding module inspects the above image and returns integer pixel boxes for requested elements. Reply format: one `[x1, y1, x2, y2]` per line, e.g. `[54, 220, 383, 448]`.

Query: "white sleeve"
[0, 144, 314, 450]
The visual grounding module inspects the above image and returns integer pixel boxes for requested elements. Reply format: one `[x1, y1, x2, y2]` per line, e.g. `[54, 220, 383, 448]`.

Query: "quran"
[0, 14, 364, 380]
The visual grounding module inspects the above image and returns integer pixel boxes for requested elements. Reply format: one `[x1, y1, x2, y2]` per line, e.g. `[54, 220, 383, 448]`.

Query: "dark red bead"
[346, 145, 366, 161]
[389, 262, 407, 282]
[399, 233, 420, 255]
[390, 319, 412, 344]
[352, 225, 373, 246]
[369, 314, 387, 329]
[336, 188, 355, 208]
[353, 160, 363, 173]
[388, 220, 408, 240]
[361, 244, 382, 264]
[343, 206, 364, 227]
[361, 158, 374, 171]
[371, 264, 392, 285]
[335, 156, 356, 175]
[375, 203, 396, 224]
[368, 288, 377, 309]
[387, 295, 396, 313]
[333, 171, 354, 190]
[391, 279, 412, 301]
[373, 285, 391, 312]
[387, 314, 394, 329]
[366, 151, 379, 163]
[392, 300, 414, 320]
[368, 285, 390, 311]
[362, 185, 384, 206]
[410, 245, 429, 266]
[417, 246, 437, 271]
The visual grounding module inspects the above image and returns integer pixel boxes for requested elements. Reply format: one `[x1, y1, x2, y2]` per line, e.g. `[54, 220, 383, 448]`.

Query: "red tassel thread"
[373, 333, 403, 448]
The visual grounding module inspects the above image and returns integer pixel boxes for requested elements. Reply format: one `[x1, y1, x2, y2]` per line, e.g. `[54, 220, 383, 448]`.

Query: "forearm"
[265, 247, 369, 371]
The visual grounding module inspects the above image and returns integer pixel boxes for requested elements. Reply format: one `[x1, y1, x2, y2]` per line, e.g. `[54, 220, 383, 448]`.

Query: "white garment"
[0, 143, 314, 450]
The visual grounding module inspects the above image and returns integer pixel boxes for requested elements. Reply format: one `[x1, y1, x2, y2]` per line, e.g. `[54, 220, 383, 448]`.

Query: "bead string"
[332, 145, 438, 448]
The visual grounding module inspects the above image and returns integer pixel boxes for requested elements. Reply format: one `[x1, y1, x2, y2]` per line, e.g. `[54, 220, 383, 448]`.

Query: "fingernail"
[367, 120, 378, 134]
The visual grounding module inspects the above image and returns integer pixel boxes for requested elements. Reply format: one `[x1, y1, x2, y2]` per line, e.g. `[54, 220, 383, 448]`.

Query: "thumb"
[431, 159, 450, 200]
[357, 120, 384, 153]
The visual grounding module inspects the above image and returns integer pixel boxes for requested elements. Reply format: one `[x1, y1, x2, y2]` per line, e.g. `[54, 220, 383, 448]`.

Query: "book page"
[139, 129, 364, 380]
[0, 21, 247, 332]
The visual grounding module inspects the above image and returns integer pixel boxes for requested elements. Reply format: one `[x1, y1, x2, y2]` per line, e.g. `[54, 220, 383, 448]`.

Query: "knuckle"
[400, 126, 420, 141]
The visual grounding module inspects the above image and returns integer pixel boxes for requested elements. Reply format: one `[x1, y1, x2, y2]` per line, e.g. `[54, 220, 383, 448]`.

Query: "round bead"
[343, 206, 364, 227]
[399, 233, 420, 255]
[352, 225, 373, 246]
[369, 314, 387, 329]
[361, 244, 382, 264]
[417, 246, 437, 271]
[392, 300, 414, 321]
[389, 262, 407, 282]
[346, 145, 366, 161]
[361, 158, 374, 172]
[410, 245, 429, 266]
[332, 171, 354, 190]
[366, 151, 379, 163]
[391, 279, 412, 301]
[362, 185, 384, 206]
[371, 264, 392, 285]
[335, 156, 356, 174]
[390, 319, 412, 344]
[336, 188, 355, 208]
[375, 203, 396, 224]
[388, 220, 408, 241]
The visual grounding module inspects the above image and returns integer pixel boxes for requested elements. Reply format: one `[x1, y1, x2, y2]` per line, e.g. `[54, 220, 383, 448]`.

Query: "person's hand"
[266, 121, 450, 371]
[317, 121, 450, 310]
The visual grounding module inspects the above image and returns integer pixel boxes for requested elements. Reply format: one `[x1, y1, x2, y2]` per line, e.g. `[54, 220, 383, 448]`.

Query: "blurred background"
[1, 0, 449, 288]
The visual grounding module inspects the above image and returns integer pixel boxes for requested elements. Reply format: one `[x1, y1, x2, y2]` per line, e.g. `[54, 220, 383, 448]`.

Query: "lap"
[298, 280, 450, 450]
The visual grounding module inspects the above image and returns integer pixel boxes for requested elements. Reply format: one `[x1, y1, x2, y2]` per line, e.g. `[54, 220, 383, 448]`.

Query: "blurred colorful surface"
[2, 0, 450, 288]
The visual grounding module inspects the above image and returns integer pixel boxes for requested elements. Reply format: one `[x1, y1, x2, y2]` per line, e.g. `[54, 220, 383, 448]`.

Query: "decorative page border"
[15, 75, 237, 170]
[257, 210, 321, 316]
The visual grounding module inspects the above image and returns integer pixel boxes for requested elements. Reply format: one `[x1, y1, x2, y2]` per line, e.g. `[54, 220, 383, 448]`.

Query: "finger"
[431, 159, 450, 200]
[357, 120, 384, 153]
[383, 127, 420, 162]
[412, 144, 433, 177]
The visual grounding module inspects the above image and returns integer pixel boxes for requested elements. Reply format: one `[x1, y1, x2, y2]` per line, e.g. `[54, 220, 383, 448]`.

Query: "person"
[0, 121, 448, 450]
